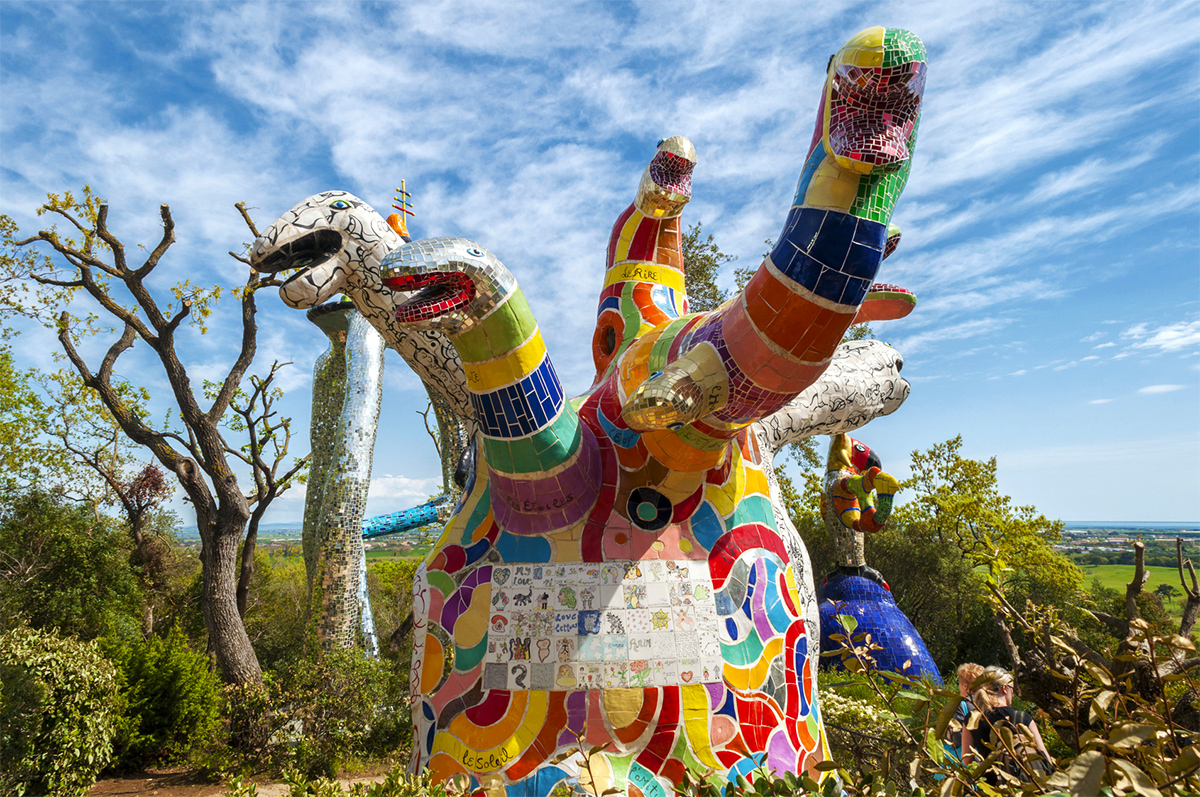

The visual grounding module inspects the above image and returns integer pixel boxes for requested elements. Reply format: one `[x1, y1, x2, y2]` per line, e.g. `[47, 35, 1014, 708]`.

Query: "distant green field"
[365, 548, 429, 560]
[1078, 564, 1188, 618]
[1080, 564, 1182, 591]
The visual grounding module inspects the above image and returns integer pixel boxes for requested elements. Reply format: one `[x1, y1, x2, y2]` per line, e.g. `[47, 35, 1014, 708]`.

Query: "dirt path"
[89, 769, 388, 797]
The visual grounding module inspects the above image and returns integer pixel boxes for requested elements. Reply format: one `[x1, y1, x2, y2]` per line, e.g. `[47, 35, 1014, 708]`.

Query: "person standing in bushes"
[962, 666, 1054, 784]
[946, 662, 983, 761]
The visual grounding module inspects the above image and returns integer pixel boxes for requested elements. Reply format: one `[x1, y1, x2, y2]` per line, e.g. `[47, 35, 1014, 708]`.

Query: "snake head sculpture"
[250, 190, 401, 309]
[250, 191, 475, 421]
[381, 237, 517, 334]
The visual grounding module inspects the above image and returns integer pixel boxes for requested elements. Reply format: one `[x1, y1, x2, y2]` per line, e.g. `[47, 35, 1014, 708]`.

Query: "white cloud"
[1122, 319, 1200, 353]
[1094, 342, 1116, 349]
[1009, 369, 1027, 376]
[369, 474, 440, 501]
[1138, 384, 1185, 394]
[1089, 398, 1114, 404]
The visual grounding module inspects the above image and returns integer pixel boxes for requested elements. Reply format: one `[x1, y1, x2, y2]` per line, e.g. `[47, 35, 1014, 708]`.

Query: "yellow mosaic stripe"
[803, 155, 859, 211]
[681, 684, 723, 769]
[462, 329, 547, 392]
[724, 636, 784, 691]
[604, 260, 687, 293]
[611, 211, 645, 262]
[704, 446, 747, 517]
[436, 690, 547, 772]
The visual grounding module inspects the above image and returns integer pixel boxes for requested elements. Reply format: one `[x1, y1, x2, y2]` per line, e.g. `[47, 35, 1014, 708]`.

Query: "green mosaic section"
[882, 28, 926, 67]
[728, 494, 778, 532]
[649, 316, 691, 373]
[848, 124, 918, 223]
[426, 568, 456, 599]
[453, 289, 538, 362]
[620, 281, 644, 343]
[455, 634, 489, 672]
[482, 408, 581, 475]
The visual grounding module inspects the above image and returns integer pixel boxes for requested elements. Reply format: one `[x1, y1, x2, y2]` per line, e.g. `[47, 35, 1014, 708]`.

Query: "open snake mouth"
[255, 230, 343, 280]
[648, 150, 694, 196]
[384, 271, 476, 323]
[828, 61, 926, 167]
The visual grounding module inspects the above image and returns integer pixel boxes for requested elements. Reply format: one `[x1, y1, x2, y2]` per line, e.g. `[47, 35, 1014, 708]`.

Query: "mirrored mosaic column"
[303, 301, 386, 652]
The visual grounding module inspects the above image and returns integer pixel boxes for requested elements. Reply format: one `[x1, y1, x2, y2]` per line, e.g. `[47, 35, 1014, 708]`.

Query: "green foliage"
[286, 649, 410, 777]
[791, 436, 1085, 672]
[214, 650, 410, 778]
[367, 557, 421, 659]
[0, 490, 143, 641]
[901, 436, 1081, 611]
[681, 221, 735, 312]
[224, 765, 463, 797]
[242, 549, 308, 673]
[0, 348, 59, 496]
[104, 629, 223, 770]
[0, 625, 122, 797]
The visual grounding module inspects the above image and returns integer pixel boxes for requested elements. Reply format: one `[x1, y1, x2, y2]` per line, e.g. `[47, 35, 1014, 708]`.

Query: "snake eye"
[329, 199, 350, 210]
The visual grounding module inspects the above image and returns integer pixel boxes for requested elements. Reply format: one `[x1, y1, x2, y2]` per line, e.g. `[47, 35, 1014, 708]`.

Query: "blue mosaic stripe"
[595, 401, 641, 449]
[770, 207, 886, 307]
[598, 295, 621, 315]
[650, 284, 680, 319]
[791, 149, 825, 205]
[361, 494, 449, 538]
[469, 355, 564, 439]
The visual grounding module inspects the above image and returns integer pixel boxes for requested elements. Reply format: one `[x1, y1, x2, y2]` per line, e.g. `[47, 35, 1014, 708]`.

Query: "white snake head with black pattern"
[250, 191, 400, 309]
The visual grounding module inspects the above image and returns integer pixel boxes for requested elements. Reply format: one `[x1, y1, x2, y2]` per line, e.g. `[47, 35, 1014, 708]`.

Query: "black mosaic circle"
[627, 487, 672, 531]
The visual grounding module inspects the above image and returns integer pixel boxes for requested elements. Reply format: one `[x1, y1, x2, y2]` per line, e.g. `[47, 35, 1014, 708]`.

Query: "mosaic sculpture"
[301, 301, 386, 652]
[368, 27, 929, 795]
[250, 190, 471, 491]
[816, 435, 941, 683]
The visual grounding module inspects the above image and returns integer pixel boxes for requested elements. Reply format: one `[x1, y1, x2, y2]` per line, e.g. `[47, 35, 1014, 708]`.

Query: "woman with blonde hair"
[962, 666, 1053, 783]
[946, 663, 984, 759]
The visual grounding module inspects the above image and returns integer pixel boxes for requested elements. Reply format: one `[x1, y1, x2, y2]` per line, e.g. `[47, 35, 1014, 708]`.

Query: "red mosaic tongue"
[384, 272, 476, 322]
[648, 150, 694, 196]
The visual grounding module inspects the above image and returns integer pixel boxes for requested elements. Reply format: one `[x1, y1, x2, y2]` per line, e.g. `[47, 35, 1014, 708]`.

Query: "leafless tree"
[1, 189, 305, 683]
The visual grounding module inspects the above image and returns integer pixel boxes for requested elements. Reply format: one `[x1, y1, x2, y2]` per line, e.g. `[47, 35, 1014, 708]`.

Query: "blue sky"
[1, 0, 1197, 524]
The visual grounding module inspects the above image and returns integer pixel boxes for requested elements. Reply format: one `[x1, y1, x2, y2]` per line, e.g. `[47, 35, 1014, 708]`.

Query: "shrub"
[0, 626, 122, 796]
[105, 629, 223, 770]
[242, 549, 308, 674]
[213, 651, 411, 778]
[287, 648, 409, 777]
[224, 764, 463, 796]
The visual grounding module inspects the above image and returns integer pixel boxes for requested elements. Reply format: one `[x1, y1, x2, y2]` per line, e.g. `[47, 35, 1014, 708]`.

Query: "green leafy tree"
[681, 221, 734, 312]
[0, 491, 143, 641]
[0, 188, 306, 684]
[0, 626, 122, 797]
[1156, 583, 1180, 605]
[900, 435, 1081, 612]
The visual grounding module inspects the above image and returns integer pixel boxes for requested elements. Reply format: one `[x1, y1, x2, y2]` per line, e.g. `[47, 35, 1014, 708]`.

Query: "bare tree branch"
[1177, 537, 1199, 638]
[1125, 541, 1147, 622]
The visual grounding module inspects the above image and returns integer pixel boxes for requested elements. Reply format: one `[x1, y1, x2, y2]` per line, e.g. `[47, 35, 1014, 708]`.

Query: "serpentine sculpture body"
[252, 25, 928, 794]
